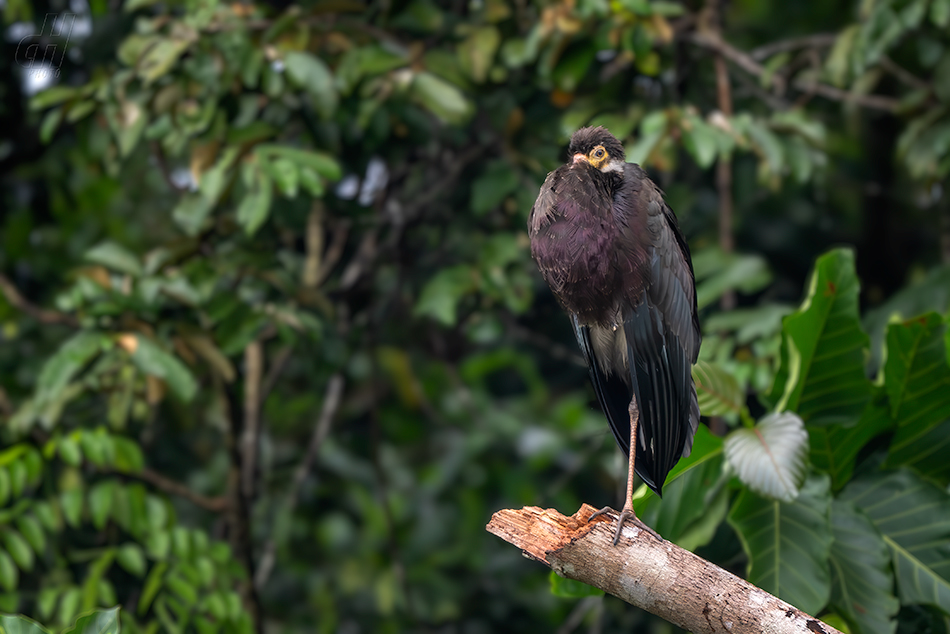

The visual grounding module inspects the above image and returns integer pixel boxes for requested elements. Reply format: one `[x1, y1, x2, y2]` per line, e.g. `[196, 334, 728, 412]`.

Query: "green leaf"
[88, 481, 116, 530]
[410, 72, 473, 125]
[138, 562, 167, 615]
[39, 108, 64, 144]
[458, 26, 500, 83]
[267, 157, 298, 198]
[863, 263, 950, 371]
[61, 488, 84, 528]
[116, 543, 146, 577]
[1, 529, 33, 572]
[768, 249, 870, 425]
[235, 167, 273, 236]
[29, 85, 78, 110]
[692, 360, 744, 416]
[842, 469, 950, 614]
[636, 451, 725, 546]
[471, 160, 519, 215]
[728, 474, 833, 615]
[284, 52, 338, 118]
[138, 38, 190, 83]
[127, 335, 198, 402]
[682, 116, 719, 168]
[828, 500, 899, 634]
[0, 468, 8, 507]
[693, 250, 772, 310]
[57, 588, 81, 627]
[0, 614, 50, 634]
[15, 515, 45, 556]
[171, 193, 213, 237]
[881, 314, 950, 481]
[932, 0, 950, 27]
[810, 399, 894, 490]
[548, 570, 604, 598]
[0, 551, 17, 592]
[112, 437, 144, 474]
[84, 242, 142, 277]
[725, 412, 809, 502]
[634, 424, 724, 510]
[414, 266, 476, 326]
[58, 436, 83, 467]
[254, 145, 341, 181]
[62, 606, 120, 634]
[36, 332, 107, 405]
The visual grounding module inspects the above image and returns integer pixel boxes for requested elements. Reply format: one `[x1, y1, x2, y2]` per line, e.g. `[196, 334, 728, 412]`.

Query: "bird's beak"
[572, 153, 589, 165]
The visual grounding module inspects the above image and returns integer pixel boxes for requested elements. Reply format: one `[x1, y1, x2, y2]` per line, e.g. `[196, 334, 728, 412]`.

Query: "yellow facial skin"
[587, 145, 608, 169]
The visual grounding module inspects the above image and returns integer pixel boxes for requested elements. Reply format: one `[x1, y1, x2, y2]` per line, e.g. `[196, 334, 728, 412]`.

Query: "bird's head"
[568, 126, 626, 174]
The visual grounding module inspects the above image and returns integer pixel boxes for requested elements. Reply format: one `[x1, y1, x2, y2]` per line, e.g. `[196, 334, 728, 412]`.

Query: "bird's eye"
[591, 147, 606, 160]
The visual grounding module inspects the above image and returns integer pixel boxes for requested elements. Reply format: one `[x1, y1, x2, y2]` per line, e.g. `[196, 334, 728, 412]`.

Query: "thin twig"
[749, 33, 837, 61]
[879, 55, 930, 90]
[790, 77, 899, 111]
[241, 340, 263, 498]
[222, 379, 263, 633]
[254, 374, 345, 589]
[302, 202, 325, 289]
[314, 219, 350, 287]
[260, 344, 294, 404]
[136, 467, 230, 512]
[0, 274, 80, 327]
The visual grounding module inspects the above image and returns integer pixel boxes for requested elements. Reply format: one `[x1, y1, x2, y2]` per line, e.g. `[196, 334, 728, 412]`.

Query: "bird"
[528, 126, 701, 545]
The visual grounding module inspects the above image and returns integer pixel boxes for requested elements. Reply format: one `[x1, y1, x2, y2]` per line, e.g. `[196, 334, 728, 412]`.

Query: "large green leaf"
[636, 451, 725, 546]
[881, 314, 950, 481]
[842, 469, 950, 615]
[0, 614, 49, 634]
[61, 606, 120, 634]
[828, 500, 899, 634]
[810, 399, 894, 490]
[36, 332, 109, 406]
[692, 360, 744, 417]
[769, 248, 871, 425]
[862, 263, 950, 370]
[728, 474, 833, 615]
[284, 52, 338, 118]
[126, 336, 197, 402]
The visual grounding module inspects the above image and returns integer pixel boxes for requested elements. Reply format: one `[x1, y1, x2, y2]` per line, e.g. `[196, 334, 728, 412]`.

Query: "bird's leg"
[589, 395, 662, 544]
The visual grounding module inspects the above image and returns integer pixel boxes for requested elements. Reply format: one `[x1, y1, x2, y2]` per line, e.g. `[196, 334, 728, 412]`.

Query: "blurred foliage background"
[2, 0, 950, 632]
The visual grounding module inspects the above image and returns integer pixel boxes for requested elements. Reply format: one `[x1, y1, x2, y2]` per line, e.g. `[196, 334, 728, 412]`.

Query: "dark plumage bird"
[528, 126, 701, 544]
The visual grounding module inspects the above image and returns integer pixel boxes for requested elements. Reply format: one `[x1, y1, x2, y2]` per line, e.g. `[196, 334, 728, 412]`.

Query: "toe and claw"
[588, 506, 662, 545]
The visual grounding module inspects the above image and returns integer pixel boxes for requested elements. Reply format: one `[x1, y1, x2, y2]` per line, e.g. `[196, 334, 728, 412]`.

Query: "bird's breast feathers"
[528, 165, 651, 326]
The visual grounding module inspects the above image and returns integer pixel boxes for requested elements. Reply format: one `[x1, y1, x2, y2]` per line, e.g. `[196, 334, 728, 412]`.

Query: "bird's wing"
[615, 165, 702, 494]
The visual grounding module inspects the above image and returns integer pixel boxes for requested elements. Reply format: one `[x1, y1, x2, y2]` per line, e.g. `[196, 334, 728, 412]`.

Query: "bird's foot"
[588, 506, 662, 545]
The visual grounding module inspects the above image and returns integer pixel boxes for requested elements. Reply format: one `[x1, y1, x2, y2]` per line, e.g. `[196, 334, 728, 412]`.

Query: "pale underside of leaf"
[725, 411, 808, 502]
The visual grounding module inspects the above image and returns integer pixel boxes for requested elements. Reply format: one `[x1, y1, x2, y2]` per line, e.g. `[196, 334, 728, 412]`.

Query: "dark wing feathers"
[583, 165, 700, 496]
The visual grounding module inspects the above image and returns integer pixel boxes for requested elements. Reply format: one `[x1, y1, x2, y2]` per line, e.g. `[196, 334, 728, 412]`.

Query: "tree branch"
[487, 505, 844, 634]
[686, 31, 900, 112]
[0, 274, 80, 327]
[241, 340, 264, 499]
